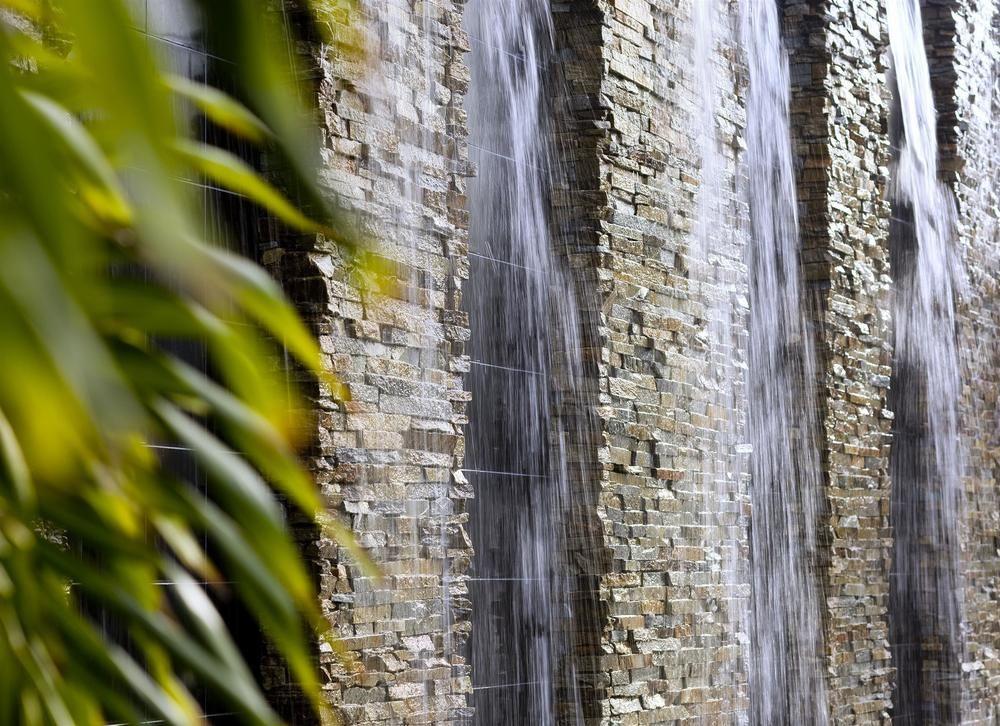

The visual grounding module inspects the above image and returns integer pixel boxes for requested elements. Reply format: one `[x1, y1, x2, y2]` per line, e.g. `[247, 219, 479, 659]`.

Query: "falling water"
[740, 1, 829, 723]
[463, 0, 589, 722]
[692, 0, 725, 263]
[690, 0, 750, 719]
[886, 0, 965, 721]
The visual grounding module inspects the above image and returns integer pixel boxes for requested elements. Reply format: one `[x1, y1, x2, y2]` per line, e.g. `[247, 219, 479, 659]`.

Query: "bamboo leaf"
[166, 357, 320, 513]
[164, 564, 257, 682]
[0, 0, 364, 721]
[0, 408, 33, 510]
[37, 542, 277, 726]
[0, 605, 72, 726]
[172, 139, 319, 233]
[152, 516, 215, 581]
[153, 400, 283, 525]
[92, 279, 228, 340]
[0, 224, 146, 446]
[200, 245, 327, 372]
[164, 75, 271, 143]
[35, 497, 151, 563]
[153, 400, 312, 603]
[19, 90, 132, 229]
[171, 485, 304, 626]
[47, 603, 190, 726]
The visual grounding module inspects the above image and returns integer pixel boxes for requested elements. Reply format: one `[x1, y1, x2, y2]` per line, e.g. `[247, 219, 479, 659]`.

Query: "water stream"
[886, 0, 965, 721]
[463, 0, 590, 722]
[355, 0, 974, 723]
[690, 0, 750, 719]
[740, 1, 830, 722]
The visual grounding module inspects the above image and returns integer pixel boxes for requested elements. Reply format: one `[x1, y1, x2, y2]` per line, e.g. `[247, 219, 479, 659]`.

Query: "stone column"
[551, 3, 616, 722]
[279, 2, 476, 722]
[923, 1, 1000, 720]
[783, 1, 896, 721]
[556, 0, 753, 721]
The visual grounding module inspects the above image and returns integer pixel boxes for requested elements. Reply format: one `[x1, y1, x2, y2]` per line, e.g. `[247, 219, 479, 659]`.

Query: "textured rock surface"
[557, 1, 753, 722]
[278, 1, 475, 722]
[783, 1, 896, 721]
[272, 0, 1000, 723]
[922, 1, 1000, 722]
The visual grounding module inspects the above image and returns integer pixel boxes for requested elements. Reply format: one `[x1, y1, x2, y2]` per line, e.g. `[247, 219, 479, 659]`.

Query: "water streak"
[739, 1, 830, 722]
[690, 1, 750, 720]
[463, 0, 590, 721]
[886, 1, 965, 721]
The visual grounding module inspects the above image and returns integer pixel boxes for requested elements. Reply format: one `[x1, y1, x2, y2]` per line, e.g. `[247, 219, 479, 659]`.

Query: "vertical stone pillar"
[923, 1, 1000, 720]
[267, 0, 1000, 722]
[783, 1, 896, 721]
[555, 0, 752, 721]
[275, 2, 475, 722]
[551, 3, 615, 722]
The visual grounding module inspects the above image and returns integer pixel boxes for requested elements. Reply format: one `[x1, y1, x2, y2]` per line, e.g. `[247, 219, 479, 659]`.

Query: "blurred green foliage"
[0, 0, 370, 723]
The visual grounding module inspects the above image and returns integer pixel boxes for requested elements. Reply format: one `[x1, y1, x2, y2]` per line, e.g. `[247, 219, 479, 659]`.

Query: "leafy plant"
[0, 0, 369, 723]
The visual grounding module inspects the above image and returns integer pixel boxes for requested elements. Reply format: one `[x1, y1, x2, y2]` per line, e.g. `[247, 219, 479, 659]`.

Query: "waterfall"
[692, 0, 725, 263]
[886, 0, 965, 721]
[463, 0, 591, 722]
[690, 0, 750, 719]
[739, 1, 830, 723]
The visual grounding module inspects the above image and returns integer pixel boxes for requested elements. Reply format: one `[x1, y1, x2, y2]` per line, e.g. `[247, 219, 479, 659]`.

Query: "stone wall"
[283, 0, 1000, 723]
[559, 0, 753, 721]
[923, 0, 1000, 721]
[280, 1, 475, 722]
[550, 4, 617, 720]
[783, 1, 896, 721]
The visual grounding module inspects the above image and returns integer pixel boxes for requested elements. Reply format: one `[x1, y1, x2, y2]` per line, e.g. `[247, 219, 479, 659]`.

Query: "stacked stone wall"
[274, 1, 475, 722]
[783, 1, 896, 721]
[278, 0, 1000, 722]
[561, 1, 753, 721]
[922, 0, 1000, 721]
[550, 3, 617, 720]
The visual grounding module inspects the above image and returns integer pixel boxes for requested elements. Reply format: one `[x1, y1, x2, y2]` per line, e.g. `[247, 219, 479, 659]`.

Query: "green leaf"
[171, 485, 304, 627]
[200, 245, 327, 373]
[47, 602, 191, 726]
[0, 407, 33, 510]
[171, 139, 320, 233]
[0, 603, 72, 726]
[55, 0, 173, 144]
[0, 223, 146, 446]
[38, 542, 277, 726]
[164, 563, 253, 676]
[35, 497, 152, 563]
[90, 279, 225, 340]
[164, 75, 271, 143]
[0, 0, 365, 721]
[19, 90, 133, 229]
[166, 357, 320, 514]
[152, 400, 284, 526]
[153, 400, 312, 603]
[151, 483, 322, 708]
[152, 516, 214, 581]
